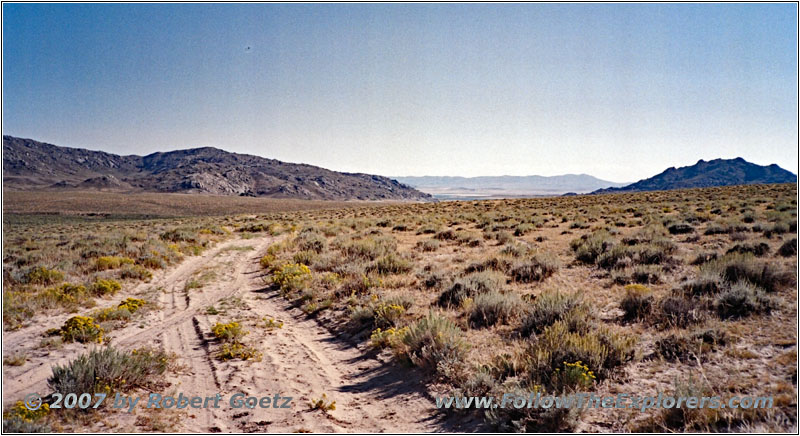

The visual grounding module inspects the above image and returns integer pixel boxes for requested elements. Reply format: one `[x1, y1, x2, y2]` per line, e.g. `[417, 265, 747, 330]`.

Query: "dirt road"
[3, 236, 449, 432]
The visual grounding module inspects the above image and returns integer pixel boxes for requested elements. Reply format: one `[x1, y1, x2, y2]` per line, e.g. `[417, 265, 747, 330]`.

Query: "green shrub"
[434, 229, 457, 241]
[119, 265, 153, 281]
[48, 346, 169, 396]
[292, 250, 319, 266]
[778, 238, 797, 257]
[510, 255, 560, 283]
[668, 223, 694, 235]
[464, 257, 512, 274]
[438, 271, 505, 307]
[597, 244, 673, 270]
[495, 231, 514, 245]
[656, 327, 727, 363]
[500, 243, 532, 258]
[402, 312, 468, 373]
[137, 254, 166, 270]
[726, 242, 770, 257]
[417, 239, 440, 252]
[702, 253, 793, 293]
[341, 236, 396, 261]
[527, 320, 635, 379]
[570, 230, 614, 264]
[485, 384, 579, 432]
[160, 228, 198, 243]
[631, 265, 662, 284]
[715, 281, 774, 319]
[657, 295, 704, 328]
[704, 224, 731, 235]
[656, 333, 701, 362]
[520, 292, 588, 337]
[469, 290, 525, 328]
[237, 222, 274, 233]
[620, 284, 653, 321]
[683, 270, 723, 296]
[690, 252, 718, 266]
[422, 271, 447, 289]
[369, 253, 412, 275]
[295, 232, 327, 254]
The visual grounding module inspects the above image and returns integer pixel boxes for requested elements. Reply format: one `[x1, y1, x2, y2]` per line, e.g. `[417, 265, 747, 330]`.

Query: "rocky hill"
[2, 136, 432, 201]
[593, 158, 796, 194]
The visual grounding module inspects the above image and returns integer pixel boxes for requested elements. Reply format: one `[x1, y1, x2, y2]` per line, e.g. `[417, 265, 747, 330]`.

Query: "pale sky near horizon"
[3, 3, 797, 182]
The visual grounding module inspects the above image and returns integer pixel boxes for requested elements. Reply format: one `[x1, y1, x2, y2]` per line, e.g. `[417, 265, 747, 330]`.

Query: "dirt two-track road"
[3, 236, 461, 432]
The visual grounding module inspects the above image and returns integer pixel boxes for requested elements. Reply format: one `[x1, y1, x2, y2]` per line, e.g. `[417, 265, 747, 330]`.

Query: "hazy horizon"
[3, 3, 798, 181]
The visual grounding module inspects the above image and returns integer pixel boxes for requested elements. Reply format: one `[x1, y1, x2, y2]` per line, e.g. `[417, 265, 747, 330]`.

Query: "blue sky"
[3, 3, 797, 181]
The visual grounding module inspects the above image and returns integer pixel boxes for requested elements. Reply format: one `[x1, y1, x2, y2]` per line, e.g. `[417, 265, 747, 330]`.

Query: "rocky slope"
[3, 136, 431, 201]
[593, 158, 796, 194]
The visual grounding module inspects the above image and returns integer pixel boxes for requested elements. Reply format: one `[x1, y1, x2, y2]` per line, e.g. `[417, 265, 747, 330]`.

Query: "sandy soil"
[3, 236, 454, 432]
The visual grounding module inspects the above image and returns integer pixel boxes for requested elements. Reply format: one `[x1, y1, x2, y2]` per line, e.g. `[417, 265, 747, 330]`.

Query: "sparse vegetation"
[3, 183, 796, 432]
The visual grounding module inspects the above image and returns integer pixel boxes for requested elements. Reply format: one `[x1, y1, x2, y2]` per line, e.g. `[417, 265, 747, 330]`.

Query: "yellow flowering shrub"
[211, 321, 246, 342]
[369, 326, 410, 350]
[60, 316, 103, 343]
[3, 400, 49, 422]
[272, 263, 311, 293]
[90, 279, 122, 296]
[553, 360, 596, 390]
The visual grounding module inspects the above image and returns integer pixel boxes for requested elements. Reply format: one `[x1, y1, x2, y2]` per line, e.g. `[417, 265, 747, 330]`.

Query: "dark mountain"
[2, 136, 432, 201]
[394, 174, 627, 199]
[593, 158, 796, 194]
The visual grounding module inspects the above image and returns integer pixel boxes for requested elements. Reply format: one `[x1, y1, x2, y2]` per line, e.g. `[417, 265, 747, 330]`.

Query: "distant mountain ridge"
[593, 158, 796, 194]
[2, 136, 432, 201]
[394, 174, 627, 198]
